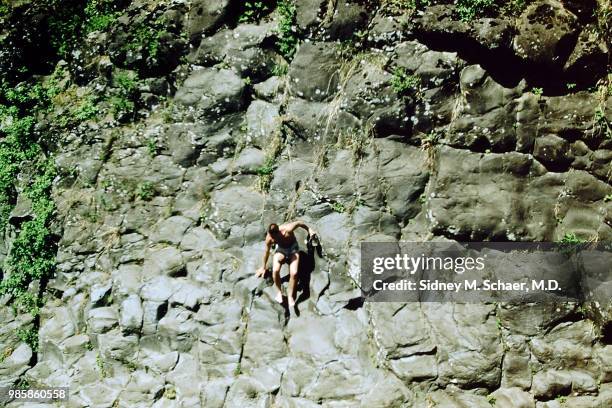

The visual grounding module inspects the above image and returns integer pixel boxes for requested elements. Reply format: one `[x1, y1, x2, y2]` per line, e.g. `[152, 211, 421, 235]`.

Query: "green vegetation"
[122, 17, 166, 62]
[1, 158, 57, 315]
[559, 232, 586, 244]
[456, 0, 496, 21]
[16, 328, 39, 352]
[256, 128, 284, 192]
[256, 159, 276, 191]
[272, 62, 289, 77]
[163, 386, 177, 400]
[596, 0, 611, 41]
[487, 394, 496, 405]
[147, 138, 160, 157]
[276, 0, 298, 60]
[594, 108, 611, 139]
[84, 0, 121, 34]
[239, 1, 271, 23]
[58, 95, 99, 127]
[331, 201, 346, 213]
[593, 75, 611, 139]
[0, 75, 58, 356]
[382, 0, 430, 15]
[136, 181, 155, 201]
[0, 0, 10, 19]
[109, 70, 140, 120]
[96, 352, 109, 377]
[502, 0, 527, 16]
[391, 67, 420, 94]
[48, 0, 125, 60]
[531, 87, 543, 97]
[255, 161, 276, 177]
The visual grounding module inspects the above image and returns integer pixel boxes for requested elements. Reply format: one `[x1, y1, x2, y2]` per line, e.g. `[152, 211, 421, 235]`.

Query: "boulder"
[186, 0, 231, 41]
[513, 0, 579, 67]
[174, 68, 246, 118]
[288, 42, 342, 102]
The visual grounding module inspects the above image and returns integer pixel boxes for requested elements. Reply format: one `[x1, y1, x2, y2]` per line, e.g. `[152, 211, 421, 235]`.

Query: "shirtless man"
[255, 221, 316, 306]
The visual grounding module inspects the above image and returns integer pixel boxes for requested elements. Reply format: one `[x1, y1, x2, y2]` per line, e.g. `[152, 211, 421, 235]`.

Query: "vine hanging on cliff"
[276, 0, 298, 60]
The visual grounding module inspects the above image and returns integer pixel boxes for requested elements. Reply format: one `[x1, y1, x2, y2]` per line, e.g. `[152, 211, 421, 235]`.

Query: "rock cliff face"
[0, 0, 611, 407]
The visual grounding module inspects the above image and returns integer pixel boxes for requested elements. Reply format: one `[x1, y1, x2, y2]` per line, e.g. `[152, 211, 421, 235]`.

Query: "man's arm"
[256, 236, 272, 277]
[285, 220, 316, 236]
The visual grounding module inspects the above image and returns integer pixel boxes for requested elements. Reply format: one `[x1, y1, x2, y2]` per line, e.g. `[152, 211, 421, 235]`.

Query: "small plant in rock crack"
[272, 62, 289, 77]
[382, 0, 430, 15]
[559, 232, 586, 244]
[487, 394, 496, 405]
[456, 0, 496, 21]
[502, 0, 528, 16]
[391, 67, 420, 94]
[96, 352, 109, 378]
[239, 1, 271, 23]
[255, 161, 276, 192]
[531, 87, 544, 97]
[276, 0, 298, 60]
[16, 327, 39, 352]
[109, 70, 140, 121]
[594, 107, 612, 139]
[146, 138, 161, 157]
[331, 201, 346, 213]
[136, 181, 155, 201]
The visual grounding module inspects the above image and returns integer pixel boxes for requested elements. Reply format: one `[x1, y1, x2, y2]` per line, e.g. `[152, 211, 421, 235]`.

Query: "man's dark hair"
[268, 223, 279, 234]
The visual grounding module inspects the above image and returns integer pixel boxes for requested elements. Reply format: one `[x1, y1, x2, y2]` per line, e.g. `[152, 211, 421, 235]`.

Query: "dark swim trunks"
[275, 241, 299, 258]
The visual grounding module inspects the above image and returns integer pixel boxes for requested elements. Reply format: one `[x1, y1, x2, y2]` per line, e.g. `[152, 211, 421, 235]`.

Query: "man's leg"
[288, 252, 300, 306]
[272, 252, 285, 303]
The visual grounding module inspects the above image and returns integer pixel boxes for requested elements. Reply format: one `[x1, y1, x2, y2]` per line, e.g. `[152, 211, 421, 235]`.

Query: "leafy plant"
[58, 95, 99, 127]
[16, 328, 39, 352]
[502, 0, 527, 16]
[109, 70, 140, 120]
[559, 232, 585, 244]
[96, 352, 109, 377]
[84, 0, 121, 34]
[382, 0, 430, 15]
[130, 24, 163, 60]
[255, 163, 275, 176]
[239, 1, 271, 23]
[596, 0, 611, 41]
[331, 201, 346, 213]
[276, 0, 298, 60]
[146, 138, 160, 157]
[391, 67, 420, 94]
[456, 0, 496, 21]
[46, 0, 127, 59]
[531, 87, 544, 96]
[256, 159, 276, 192]
[136, 181, 155, 201]
[272, 62, 289, 77]
[0, 1, 10, 19]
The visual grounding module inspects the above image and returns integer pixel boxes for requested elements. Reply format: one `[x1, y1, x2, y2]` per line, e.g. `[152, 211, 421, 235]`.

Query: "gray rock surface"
[1, 1, 610, 407]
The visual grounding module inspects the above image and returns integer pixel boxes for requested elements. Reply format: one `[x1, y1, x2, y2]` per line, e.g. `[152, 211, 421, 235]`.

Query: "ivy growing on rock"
[276, 0, 298, 60]
[0, 63, 60, 357]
